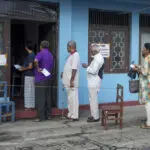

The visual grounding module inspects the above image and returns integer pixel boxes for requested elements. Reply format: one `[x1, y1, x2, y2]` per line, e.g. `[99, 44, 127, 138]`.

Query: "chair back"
[0, 81, 8, 103]
[116, 84, 124, 111]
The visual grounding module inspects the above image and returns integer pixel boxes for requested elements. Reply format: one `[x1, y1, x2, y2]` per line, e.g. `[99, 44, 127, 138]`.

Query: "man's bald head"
[67, 40, 76, 53]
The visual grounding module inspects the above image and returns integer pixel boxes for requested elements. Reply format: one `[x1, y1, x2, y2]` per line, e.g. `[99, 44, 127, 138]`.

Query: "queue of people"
[61, 41, 104, 122]
[18, 40, 54, 122]
[18, 40, 104, 122]
[18, 39, 150, 127]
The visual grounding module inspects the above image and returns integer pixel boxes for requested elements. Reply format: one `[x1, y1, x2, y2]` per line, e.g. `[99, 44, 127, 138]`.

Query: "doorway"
[11, 19, 58, 109]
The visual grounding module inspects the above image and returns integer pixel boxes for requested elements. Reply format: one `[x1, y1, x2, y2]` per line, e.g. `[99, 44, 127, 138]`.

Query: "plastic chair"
[0, 81, 15, 123]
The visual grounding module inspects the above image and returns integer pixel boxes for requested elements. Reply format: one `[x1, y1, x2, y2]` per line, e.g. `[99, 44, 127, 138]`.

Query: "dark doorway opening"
[11, 19, 58, 110]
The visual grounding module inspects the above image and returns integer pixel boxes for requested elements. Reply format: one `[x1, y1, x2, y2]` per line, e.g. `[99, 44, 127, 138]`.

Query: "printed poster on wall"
[0, 54, 7, 66]
[91, 43, 110, 58]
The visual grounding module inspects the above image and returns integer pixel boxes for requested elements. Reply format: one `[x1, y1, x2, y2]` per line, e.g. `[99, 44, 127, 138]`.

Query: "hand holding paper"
[14, 64, 21, 69]
[41, 68, 51, 77]
[130, 64, 135, 68]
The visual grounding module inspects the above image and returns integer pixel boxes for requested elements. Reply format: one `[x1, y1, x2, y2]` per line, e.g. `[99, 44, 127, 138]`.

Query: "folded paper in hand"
[14, 64, 21, 69]
[130, 64, 135, 68]
[41, 68, 51, 77]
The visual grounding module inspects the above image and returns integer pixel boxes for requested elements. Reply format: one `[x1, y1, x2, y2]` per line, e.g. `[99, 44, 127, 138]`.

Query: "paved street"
[0, 105, 150, 150]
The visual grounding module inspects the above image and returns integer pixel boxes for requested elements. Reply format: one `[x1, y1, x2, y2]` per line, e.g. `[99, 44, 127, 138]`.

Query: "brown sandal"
[140, 124, 150, 129]
[33, 118, 42, 122]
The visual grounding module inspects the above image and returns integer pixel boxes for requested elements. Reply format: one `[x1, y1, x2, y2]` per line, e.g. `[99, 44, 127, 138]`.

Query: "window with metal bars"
[88, 9, 130, 73]
[140, 14, 150, 27]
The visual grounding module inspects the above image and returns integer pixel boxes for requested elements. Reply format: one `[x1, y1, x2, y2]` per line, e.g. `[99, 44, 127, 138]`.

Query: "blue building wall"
[44, 0, 150, 108]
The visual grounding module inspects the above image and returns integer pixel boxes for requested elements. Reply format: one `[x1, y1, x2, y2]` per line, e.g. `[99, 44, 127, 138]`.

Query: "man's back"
[35, 48, 54, 82]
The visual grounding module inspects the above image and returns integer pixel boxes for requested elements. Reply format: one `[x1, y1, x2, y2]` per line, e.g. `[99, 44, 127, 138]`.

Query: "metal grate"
[89, 9, 129, 26]
[140, 14, 150, 27]
[0, 0, 58, 22]
[88, 9, 130, 73]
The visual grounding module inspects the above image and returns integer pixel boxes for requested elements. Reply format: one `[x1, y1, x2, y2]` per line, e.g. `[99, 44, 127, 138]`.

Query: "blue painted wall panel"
[57, 0, 72, 108]
[46, 0, 149, 108]
[71, 1, 89, 105]
[70, 0, 140, 106]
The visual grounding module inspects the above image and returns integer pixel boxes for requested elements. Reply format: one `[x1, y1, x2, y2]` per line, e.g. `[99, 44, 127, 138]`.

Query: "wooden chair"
[101, 84, 124, 130]
[0, 81, 15, 123]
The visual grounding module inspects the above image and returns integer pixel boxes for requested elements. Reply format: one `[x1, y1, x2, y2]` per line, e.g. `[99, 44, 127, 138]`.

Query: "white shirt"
[62, 52, 80, 88]
[87, 53, 104, 88]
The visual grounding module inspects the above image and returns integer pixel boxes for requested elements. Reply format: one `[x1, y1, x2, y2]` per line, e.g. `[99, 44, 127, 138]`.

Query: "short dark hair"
[144, 43, 150, 52]
[40, 40, 50, 49]
[26, 44, 33, 51]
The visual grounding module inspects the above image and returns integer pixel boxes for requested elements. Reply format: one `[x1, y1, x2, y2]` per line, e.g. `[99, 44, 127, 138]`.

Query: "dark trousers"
[35, 78, 52, 120]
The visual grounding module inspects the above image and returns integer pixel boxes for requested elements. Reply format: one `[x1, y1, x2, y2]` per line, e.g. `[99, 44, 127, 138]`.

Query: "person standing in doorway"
[61, 41, 80, 121]
[34, 40, 54, 122]
[133, 43, 150, 129]
[19, 44, 35, 110]
[82, 44, 104, 122]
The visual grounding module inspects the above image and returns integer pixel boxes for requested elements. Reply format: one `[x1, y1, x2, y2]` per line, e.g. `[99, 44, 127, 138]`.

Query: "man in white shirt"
[61, 41, 80, 121]
[82, 44, 104, 122]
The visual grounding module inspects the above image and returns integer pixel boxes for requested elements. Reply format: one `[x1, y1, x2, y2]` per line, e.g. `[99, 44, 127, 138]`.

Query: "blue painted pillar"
[57, 0, 72, 108]
[71, 0, 89, 105]
[130, 12, 139, 64]
[130, 12, 139, 100]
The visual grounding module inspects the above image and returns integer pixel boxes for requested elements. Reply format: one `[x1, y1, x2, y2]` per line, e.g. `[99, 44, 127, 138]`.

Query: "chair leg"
[4, 105, 9, 122]
[104, 119, 108, 130]
[0, 106, 2, 123]
[104, 113, 108, 130]
[11, 103, 15, 122]
[120, 118, 123, 129]
[101, 111, 104, 126]
[115, 113, 118, 125]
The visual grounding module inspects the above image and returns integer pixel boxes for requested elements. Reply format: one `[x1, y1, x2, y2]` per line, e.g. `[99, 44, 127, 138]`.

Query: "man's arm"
[34, 59, 42, 72]
[34, 52, 42, 72]
[82, 63, 88, 68]
[87, 56, 104, 75]
[34, 59, 39, 69]
[70, 69, 77, 88]
[70, 53, 79, 88]
[19, 63, 33, 71]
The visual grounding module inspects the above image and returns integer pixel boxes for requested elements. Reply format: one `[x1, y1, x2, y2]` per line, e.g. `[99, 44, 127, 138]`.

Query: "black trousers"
[35, 78, 52, 120]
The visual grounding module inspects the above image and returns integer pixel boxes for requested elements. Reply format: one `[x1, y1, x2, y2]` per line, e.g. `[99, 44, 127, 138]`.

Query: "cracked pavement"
[0, 105, 150, 150]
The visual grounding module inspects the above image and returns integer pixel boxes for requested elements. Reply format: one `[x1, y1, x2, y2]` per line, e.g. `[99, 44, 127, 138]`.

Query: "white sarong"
[24, 76, 35, 108]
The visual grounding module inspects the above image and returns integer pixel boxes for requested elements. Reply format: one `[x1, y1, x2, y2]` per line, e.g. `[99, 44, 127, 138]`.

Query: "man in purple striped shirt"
[34, 40, 54, 122]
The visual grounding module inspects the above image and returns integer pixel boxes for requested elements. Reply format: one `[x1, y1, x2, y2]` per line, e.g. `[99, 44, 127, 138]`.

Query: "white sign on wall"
[91, 43, 110, 58]
[0, 54, 7, 66]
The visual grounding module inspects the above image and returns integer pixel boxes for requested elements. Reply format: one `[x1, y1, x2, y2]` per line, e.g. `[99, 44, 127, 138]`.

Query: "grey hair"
[67, 40, 76, 49]
[91, 44, 100, 52]
[40, 40, 50, 49]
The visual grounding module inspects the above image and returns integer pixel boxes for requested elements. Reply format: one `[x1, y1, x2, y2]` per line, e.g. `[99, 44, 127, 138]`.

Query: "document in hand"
[41, 68, 51, 77]
[130, 64, 135, 68]
[14, 64, 21, 69]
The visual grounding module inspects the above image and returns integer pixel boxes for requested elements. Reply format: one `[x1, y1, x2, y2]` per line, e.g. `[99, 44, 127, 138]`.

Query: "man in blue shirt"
[19, 44, 35, 110]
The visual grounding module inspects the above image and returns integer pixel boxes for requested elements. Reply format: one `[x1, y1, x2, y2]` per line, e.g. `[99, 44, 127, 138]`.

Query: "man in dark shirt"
[19, 44, 35, 110]
[34, 40, 54, 122]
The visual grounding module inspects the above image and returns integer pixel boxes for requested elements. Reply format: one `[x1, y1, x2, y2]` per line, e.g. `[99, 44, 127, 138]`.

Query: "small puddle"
[0, 132, 22, 142]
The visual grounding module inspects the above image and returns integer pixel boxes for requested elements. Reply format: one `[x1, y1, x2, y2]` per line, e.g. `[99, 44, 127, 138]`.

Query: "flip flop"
[140, 124, 150, 129]
[33, 118, 44, 122]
